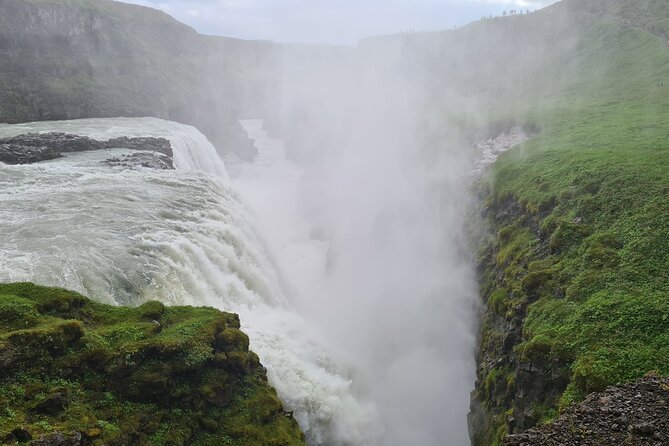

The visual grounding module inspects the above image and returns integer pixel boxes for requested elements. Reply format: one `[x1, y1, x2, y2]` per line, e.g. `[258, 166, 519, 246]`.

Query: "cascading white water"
[0, 117, 229, 179]
[0, 117, 381, 446]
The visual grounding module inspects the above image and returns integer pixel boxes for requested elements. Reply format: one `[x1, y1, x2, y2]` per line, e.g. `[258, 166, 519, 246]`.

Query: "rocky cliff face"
[0, 0, 275, 159]
[468, 195, 572, 446]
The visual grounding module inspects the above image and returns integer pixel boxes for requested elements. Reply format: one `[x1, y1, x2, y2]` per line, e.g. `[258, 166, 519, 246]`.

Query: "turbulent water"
[0, 117, 379, 446]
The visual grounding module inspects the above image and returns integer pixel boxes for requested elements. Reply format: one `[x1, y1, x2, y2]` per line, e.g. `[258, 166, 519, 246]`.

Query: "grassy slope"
[0, 0, 199, 122]
[469, 0, 669, 443]
[0, 283, 305, 446]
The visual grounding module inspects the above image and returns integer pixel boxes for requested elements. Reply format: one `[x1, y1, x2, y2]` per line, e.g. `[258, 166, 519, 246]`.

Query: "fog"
[225, 4, 586, 443]
[230, 32, 489, 445]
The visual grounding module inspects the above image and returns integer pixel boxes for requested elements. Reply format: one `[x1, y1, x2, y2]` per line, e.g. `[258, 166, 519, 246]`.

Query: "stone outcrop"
[0, 142, 62, 165]
[102, 152, 173, 170]
[0, 132, 174, 169]
[504, 375, 669, 445]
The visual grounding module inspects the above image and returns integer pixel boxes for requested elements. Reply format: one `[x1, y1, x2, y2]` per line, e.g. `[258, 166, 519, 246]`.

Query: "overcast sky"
[120, 0, 560, 45]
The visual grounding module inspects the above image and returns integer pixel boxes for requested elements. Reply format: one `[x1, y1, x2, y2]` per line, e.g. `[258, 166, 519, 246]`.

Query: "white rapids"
[0, 117, 379, 446]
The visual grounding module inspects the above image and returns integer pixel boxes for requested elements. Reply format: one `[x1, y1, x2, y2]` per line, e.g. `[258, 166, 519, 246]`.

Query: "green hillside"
[457, 1, 669, 444]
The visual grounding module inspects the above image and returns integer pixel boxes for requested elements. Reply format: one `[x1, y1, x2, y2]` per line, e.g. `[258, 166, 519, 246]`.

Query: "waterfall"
[0, 117, 381, 445]
[232, 116, 479, 445]
[0, 117, 229, 179]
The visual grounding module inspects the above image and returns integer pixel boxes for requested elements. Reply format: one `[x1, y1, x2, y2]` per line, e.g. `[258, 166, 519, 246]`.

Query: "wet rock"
[629, 422, 656, 437]
[471, 126, 530, 178]
[0, 133, 174, 168]
[31, 391, 67, 415]
[4, 428, 32, 443]
[0, 143, 62, 164]
[29, 431, 81, 446]
[103, 152, 174, 170]
[2, 133, 105, 153]
[105, 136, 173, 158]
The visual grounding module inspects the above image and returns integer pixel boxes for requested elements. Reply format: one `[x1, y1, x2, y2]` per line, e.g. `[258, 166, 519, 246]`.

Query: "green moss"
[488, 289, 509, 314]
[490, 422, 508, 446]
[520, 270, 553, 297]
[496, 226, 537, 267]
[548, 223, 593, 253]
[0, 283, 305, 445]
[558, 383, 584, 412]
[483, 368, 501, 396]
[137, 300, 166, 320]
[534, 404, 558, 425]
[517, 335, 553, 361]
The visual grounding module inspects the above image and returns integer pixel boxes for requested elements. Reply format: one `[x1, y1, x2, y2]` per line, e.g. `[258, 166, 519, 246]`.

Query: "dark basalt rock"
[29, 431, 82, 446]
[0, 132, 174, 168]
[31, 390, 68, 415]
[468, 193, 569, 446]
[4, 428, 32, 444]
[504, 375, 669, 446]
[2, 133, 106, 152]
[0, 143, 63, 164]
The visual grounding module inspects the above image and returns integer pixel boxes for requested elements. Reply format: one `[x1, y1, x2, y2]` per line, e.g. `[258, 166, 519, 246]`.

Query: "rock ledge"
[0, 133, 174, 169]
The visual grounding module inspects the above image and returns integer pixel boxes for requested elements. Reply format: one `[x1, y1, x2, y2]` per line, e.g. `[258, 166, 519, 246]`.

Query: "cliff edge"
[0, 282, 305, 446]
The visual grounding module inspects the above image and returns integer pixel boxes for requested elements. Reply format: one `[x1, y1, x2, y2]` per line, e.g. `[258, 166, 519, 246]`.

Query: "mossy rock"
[488, 289, 509, 315]
[521, 270, 553, 297]
[0, 283, 305, 446]
[548, 223, 593, 253]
